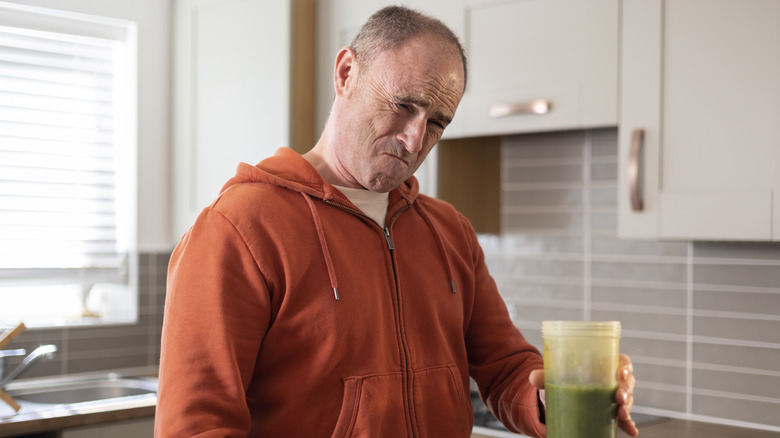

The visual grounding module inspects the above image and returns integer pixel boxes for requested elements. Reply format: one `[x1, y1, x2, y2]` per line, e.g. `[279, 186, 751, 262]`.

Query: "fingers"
[616, 353, 639, 436]
[618, 354, 636, 397]
[528, 369, 545, 390]
[619, 412, 639, 436]
[618, 353, 633, 376]
[616, 388, 638, 436]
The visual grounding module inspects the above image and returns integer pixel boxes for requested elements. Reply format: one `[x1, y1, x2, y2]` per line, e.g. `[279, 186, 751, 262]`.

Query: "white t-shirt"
[333, 185, 389, 228]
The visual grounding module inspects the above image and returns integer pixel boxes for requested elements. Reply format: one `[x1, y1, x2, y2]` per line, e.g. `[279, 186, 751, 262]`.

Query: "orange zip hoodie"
[156, 148, 546, 437]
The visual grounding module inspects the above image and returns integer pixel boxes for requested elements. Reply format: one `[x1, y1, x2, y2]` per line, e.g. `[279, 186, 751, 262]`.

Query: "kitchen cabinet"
[460, 0, 618, 137]
[618, 0, 780, 241]
[60, 418, 153, 438]
[172, 0, 290, 237]
[316, 0, 619, 139]
[172, 0, 315, 238]
[437, 0, 617, 228]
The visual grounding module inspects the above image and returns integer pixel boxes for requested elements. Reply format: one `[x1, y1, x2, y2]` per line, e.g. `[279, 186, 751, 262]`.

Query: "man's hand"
[528, 353, 639, 436]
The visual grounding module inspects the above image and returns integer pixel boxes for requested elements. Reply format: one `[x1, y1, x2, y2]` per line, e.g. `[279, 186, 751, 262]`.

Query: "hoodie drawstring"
[301, 193, 340, 301]
[301, 191, 456, 298]
[413, 201, 457, 294]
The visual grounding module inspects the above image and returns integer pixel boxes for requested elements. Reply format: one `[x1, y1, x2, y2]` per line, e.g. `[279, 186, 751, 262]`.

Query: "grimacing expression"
[336, 34, 465, 192]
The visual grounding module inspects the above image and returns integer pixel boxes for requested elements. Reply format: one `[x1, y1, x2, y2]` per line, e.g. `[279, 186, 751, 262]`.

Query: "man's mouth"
[385, 152, 410, 167]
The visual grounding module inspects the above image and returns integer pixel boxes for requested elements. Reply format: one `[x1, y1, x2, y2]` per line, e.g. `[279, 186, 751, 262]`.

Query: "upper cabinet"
[316, 0, 619, 139]
[173, 0, 291, 237]
[173, 0, 315, 239]
[458, 0, 619, 137]
[618, 0, 780, 241]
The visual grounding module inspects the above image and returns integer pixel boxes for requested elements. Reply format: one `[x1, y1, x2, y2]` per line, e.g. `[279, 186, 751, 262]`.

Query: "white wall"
[8, 0, 173, 251]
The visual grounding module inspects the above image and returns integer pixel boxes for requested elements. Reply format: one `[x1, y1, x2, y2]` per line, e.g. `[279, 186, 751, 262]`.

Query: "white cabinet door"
[173, 0, 291, 238]
[618, 0, 780, 241]
[461, 0, 618, 136]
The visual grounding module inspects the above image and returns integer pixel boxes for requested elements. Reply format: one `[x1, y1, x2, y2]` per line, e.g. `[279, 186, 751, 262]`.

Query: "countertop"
[0, 402, 154, 437]
[617, 417, 780, 438]
[472, 417, 780, 438]
[0, 369, 157, 437]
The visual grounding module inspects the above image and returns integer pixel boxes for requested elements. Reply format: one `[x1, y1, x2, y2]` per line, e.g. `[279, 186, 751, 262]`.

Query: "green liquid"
[546, 384, 618, 438]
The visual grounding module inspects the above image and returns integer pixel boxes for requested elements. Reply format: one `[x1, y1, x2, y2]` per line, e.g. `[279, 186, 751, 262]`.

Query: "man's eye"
[429, 119, 445, 129]
[397, 103, 411, 111]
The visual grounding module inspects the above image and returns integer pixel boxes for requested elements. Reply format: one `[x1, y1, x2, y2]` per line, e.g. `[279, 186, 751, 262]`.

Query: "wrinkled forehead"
[360, 33, 465, 88]
[366, 36, 465, 102]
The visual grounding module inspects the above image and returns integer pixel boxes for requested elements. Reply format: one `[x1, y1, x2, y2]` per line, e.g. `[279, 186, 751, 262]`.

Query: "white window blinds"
[0, 3, 136, 292]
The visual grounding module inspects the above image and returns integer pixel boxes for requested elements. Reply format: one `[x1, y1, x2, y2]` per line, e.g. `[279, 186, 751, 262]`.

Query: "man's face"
[333, 34, 465, 192]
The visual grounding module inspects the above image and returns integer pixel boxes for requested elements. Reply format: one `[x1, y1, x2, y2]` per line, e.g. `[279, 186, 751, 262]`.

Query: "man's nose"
[399, 117, 426, 154]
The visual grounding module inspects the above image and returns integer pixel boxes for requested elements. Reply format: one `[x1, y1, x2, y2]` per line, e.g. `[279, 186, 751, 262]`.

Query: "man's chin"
[365, 174, 405, 193]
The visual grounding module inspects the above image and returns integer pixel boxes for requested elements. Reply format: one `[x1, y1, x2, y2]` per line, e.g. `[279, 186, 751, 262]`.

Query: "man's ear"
[333, 46, 358, 97]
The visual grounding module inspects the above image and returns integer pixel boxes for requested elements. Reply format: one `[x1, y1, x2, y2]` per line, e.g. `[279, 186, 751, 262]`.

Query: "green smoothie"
[545, 383, 618, 438]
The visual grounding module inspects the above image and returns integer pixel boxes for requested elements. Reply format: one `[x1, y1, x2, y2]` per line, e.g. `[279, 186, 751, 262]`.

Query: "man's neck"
[302, 142, 362, 190]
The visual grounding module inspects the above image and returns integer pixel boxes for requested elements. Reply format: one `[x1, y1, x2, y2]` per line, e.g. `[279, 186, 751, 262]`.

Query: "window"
[0, 2, 137, 327]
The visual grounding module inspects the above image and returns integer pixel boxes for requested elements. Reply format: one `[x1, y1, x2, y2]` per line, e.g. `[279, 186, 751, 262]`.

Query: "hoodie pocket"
[330, 365, 471, 438]
[412, 364, 472, 438]
[330, 372, 406, 438]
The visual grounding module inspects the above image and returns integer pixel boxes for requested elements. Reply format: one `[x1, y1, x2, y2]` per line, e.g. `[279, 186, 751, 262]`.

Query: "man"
[156, 6, 637, 437]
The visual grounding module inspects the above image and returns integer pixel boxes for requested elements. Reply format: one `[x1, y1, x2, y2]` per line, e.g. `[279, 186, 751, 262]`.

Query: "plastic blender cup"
[542, 320, 621, 438]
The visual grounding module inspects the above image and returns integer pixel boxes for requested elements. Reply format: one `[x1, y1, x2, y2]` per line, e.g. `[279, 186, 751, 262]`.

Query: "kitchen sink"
[10, 377, 157, 405]
[0, 372, 157, 437]
[4, 373, 157, 410]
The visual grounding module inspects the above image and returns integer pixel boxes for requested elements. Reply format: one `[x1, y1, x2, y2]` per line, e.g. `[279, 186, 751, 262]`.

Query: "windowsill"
[19, 316, 139, 331]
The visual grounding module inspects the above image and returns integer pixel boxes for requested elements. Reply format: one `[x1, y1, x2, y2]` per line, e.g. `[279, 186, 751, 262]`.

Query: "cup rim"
[541, 320, 621, 337]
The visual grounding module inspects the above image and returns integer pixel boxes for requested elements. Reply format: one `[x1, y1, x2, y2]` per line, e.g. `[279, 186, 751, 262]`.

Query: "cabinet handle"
[628, 129, 645, 212]
[488, 99, 551, 118]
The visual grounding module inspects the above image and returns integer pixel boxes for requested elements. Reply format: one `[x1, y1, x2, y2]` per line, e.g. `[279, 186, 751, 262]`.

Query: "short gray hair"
[350, 5, 468, 87]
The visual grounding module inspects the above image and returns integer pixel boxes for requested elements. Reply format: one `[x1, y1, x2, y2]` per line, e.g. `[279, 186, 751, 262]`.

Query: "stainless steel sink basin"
[4, 373, 157, 409]
[10, 378, 157, 405]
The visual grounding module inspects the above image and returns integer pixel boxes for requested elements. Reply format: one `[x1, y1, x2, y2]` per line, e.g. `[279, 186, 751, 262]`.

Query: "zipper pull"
[383, 227, 395, 251]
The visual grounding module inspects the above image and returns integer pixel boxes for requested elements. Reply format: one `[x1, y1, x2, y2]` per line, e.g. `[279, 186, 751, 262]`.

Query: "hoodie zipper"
[382, 208, 417, 438]
[325, 200, 417, 437]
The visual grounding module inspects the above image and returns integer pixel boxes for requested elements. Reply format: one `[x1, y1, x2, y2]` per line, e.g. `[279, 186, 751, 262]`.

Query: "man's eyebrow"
[394, 95, 453, 125]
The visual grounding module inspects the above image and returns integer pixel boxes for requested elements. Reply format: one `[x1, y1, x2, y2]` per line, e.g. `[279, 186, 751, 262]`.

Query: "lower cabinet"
[60, 418, 154, 438]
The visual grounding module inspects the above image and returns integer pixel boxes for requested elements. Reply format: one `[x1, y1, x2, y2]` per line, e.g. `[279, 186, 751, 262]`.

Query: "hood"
[216, 147, 453, 301]
[219, 147, 421, 209]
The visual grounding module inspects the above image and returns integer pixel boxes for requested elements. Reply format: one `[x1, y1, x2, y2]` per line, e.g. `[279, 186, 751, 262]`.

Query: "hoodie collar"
[221, 147, 420, 211]
[224, 148, 454, 301]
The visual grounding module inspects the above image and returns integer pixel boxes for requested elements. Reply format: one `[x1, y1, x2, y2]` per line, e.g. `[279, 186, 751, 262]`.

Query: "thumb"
[529, 369, 545, 390]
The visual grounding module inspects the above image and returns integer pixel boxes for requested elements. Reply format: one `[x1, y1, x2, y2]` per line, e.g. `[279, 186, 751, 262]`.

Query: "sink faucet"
[0, 348, 26, 378]
[0, 345, 58, 388]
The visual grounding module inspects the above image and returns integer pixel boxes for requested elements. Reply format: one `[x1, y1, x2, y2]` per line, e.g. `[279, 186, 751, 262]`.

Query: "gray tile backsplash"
[487, 128, 780, 430]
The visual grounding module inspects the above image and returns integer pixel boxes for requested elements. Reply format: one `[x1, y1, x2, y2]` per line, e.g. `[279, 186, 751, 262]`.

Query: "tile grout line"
[583, 130, 592, 321]
[146, 254, 155, 366]
[61, 327, 69, 376]
[686, 241, 694, 415]
[500, 136, 508, 234]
